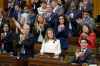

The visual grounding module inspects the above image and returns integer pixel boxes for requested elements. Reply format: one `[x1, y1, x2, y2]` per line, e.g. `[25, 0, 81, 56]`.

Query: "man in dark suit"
[43, 4, 58, 29]
[72, 39, 92, 64]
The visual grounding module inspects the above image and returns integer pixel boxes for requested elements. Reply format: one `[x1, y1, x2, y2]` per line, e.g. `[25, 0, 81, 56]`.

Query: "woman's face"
[37, 16, 44, 24]
[82, 25, 89, 33]
[47, 30, 54, 39]
[41, 3, 47, 9]
[3, 24, 9, 32]
[59, 16, 65, 24]
[22, 24, 30, 35]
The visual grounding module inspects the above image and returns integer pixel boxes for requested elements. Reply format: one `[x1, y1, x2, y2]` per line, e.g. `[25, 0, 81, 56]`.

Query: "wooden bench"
[0, 54, 23, 66]
[27, 56, 81, 66]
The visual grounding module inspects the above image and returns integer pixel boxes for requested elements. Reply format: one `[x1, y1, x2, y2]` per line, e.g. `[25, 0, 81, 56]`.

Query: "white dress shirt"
[40, 39, 61, 55]
[37, 7, 46, 16]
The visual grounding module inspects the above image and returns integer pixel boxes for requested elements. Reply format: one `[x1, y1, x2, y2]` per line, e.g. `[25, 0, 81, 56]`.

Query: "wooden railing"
[27, 56, 81, 66]
[0, 54, 23, 66]
[0, 53, 99, 66]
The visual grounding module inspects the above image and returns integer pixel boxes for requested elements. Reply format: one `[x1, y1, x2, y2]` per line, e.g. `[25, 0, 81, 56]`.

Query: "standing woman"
[55, 15, 69, 60]
[40, 28, 61, 58]
[78, 24, 96, 48]
[33, 15, 47, 44]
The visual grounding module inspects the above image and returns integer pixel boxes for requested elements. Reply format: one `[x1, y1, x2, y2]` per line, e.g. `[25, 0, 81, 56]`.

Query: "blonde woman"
[40, 28, 61, 58]
[33, 15, 47, 43]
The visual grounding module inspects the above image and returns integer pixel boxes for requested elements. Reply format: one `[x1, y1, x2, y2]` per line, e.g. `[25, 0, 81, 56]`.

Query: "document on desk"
[89, 64, 97, 66]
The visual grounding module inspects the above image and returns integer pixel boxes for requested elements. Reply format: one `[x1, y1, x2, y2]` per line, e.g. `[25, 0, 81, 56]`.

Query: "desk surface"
[27, 56, 81, 66]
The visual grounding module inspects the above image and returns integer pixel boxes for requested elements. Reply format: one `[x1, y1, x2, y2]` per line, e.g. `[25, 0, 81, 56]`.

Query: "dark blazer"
[55, 25, 68, 49]
[32, 25, 47, 43]
[72, 48, 92, 64]
[8, 7, 20, 20]
[2, 31, 15, 52]
[65, 10, 80, 36]
[45, 12, 58, 29]
[17, 33, 35, 58]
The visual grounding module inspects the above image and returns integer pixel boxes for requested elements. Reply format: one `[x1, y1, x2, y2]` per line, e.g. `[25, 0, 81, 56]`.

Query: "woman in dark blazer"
[33, 15, 48, 44]
[54, 15, 69, 60]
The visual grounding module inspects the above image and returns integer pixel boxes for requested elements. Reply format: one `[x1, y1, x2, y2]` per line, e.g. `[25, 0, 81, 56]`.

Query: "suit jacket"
[17, 33, 35, 58]
[2, 31, 15, 52]
[44, 12, 58, 29]
[54, 25, 68, 49]
[79, 48, 92, 62]
[73, 48, 92, 64]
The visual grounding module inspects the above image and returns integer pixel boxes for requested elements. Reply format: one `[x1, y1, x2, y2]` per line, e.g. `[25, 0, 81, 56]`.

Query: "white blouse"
[40, 39, 61, 55]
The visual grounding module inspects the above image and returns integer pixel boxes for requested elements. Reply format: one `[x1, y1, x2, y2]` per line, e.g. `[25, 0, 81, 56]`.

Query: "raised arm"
[12, 18, 21, 29]
[12, 18, 21, 31]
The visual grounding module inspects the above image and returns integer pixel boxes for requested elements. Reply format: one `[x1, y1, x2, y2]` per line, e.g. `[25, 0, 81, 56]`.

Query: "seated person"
[0, 23, 14, 54]
[72, 39, 92, 64]
[40, 28, 61, 58]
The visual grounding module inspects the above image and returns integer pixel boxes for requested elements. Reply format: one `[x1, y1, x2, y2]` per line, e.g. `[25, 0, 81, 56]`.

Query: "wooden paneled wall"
[0, 0, 4, 8]
[0, 0, 8, 10]
[93, 0, 100, 17]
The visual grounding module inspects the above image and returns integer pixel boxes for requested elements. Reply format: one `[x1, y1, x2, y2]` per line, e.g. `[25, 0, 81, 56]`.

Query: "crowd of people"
[0, 0, 96, 64]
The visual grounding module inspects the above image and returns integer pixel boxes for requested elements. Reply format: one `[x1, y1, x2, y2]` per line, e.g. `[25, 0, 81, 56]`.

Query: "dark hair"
[57, 15, 68, 26]
[1, 22, 10, 32]
[81, 23, 93, 34]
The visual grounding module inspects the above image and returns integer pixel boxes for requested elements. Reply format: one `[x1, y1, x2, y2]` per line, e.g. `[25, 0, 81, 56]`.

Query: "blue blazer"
[45, 13, 58, 29]
[54, 25, 69, 49]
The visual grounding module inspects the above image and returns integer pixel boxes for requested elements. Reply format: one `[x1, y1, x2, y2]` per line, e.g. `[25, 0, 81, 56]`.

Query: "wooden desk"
[0, 54, 83, 66]
[27, 56, 81, 66]
[0, 54, 23, 66]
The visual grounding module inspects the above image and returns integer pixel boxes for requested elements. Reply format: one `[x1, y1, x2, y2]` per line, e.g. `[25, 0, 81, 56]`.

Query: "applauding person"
[40, 28, 61, 58]
[72, 39, 92, 64]
[78, 24, 96, 48]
